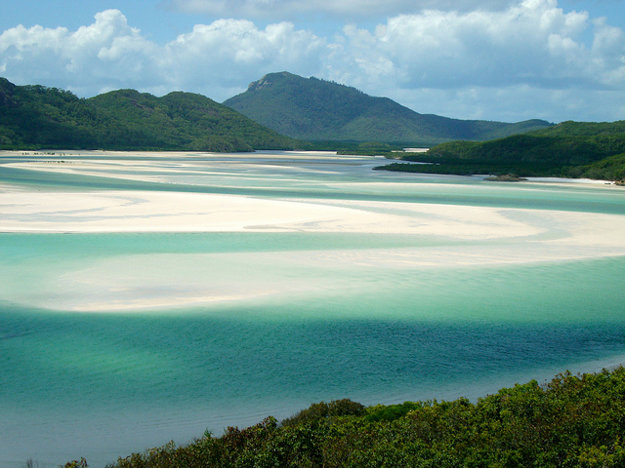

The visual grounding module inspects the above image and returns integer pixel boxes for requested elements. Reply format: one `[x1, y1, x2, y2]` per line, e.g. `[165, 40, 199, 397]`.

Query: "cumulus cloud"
[329, 0, 596, 89]
[320, 0, 625, 119]
[0, 10, 159, 94]
[0, 9, 324, 99]
[1, 1, 624, 121]
[160, 19, 325, 92]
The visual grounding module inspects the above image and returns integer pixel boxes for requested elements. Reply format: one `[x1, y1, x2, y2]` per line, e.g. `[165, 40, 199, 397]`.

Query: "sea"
[1, 151, 625, 467]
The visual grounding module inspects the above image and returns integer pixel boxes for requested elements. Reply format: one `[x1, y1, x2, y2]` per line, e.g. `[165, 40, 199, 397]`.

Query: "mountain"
[379, 120, 625, 181]
[0, 77, 297, 151]
[223, 72, 551, 145]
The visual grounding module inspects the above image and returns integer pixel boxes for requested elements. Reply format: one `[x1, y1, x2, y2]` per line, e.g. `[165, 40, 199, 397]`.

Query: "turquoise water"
[2, 154, 625, 214]
[2, 152, 625, 466]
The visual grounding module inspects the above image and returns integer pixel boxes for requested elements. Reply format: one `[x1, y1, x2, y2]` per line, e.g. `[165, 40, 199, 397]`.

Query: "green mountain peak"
[224, 72, 551, 145]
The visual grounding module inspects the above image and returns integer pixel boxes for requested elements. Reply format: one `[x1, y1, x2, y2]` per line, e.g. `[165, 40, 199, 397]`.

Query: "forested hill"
[381, 120, 625, 181]
[223, 71, 551, 145]
[0, 77, 297, 151]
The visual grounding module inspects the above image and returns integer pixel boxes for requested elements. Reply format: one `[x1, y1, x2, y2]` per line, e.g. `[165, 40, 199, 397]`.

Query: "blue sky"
[1, 0, 624, 123]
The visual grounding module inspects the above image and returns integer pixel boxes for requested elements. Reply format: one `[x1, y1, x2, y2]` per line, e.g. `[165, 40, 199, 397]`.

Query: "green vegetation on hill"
[223, 72, 551, 145]
[378, 121, 625, 181]
[0, 77, 297, 152]
[104, 367, 625, 467]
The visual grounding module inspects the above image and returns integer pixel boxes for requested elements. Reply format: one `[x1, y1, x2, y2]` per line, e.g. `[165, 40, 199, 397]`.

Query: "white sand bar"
[2, 186, 625, 256]
[3, 151, 625, 312]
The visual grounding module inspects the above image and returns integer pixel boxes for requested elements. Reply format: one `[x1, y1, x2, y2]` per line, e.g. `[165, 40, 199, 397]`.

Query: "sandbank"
[0, 186, 566, 238]
[3, 151, 625, 312]
[4, 183, 625, 313]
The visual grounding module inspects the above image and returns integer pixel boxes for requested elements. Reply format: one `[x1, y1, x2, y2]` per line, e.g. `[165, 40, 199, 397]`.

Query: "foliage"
[0, 77, 298, 152]
[379, 120, 625, 180]
[223, 72, 550, 144]
[64, 458, 88, 468]
[569, 153, 625, 181]
[104, 367, 625, 467]
[281, 399, 366, 427]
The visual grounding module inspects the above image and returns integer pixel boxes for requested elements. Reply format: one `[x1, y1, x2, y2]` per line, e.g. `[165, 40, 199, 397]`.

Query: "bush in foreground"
[106, 367, 625, 467]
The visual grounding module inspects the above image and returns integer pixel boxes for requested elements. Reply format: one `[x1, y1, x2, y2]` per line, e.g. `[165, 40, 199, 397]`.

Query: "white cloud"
[0, 10, 324, 99]
[589, 17, 625, 86]
[327, 0, 596, 90]
[1, 1, 624, 122]
[159, 19, 325, 94]
[0, 10, 159, 92]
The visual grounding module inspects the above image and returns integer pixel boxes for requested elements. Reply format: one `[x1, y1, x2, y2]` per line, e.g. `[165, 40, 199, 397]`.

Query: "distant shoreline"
[375, 162, 622, 186]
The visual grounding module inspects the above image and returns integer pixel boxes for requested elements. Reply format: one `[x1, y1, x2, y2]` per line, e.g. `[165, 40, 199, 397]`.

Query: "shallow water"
[1, 151, 625, 467]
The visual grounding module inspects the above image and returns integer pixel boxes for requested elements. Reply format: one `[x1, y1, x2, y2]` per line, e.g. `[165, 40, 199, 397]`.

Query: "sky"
[1, 0, 624, 123]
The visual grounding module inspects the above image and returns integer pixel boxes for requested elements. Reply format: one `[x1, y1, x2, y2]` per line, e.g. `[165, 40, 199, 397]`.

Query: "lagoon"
[1, 151, 625, 467]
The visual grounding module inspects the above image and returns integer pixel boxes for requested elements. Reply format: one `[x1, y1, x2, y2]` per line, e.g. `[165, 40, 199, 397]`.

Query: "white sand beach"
[3, 151, 625, 312]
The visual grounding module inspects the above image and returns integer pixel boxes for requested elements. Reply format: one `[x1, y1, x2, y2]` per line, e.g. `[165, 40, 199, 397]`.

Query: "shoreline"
[374, 162, 621, 187]
[2, 149, 619, 186]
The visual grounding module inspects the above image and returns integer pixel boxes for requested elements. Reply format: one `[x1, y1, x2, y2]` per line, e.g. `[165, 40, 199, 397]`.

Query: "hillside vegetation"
[0, 77, 297, 152]
[103, 367, 625, 467]
[224, 72, 550, 145]
[380, 121, 625, 181]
